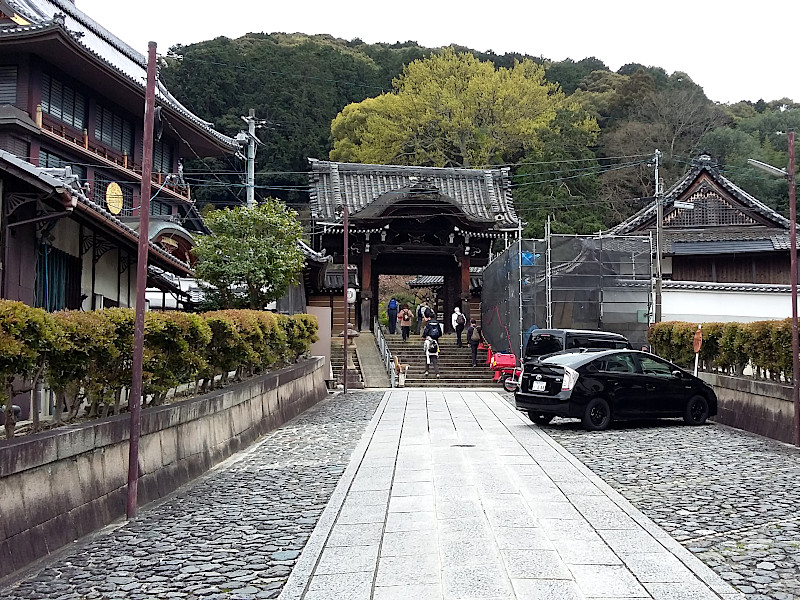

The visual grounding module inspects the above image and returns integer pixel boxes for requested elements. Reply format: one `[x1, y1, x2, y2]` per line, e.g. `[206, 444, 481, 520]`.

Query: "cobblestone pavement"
[1, 391, 383, 600]
[501, 394, 800, 600]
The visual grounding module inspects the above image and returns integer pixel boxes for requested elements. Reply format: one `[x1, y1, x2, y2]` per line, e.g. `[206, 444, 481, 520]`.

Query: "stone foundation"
[701, 372, 794, 443]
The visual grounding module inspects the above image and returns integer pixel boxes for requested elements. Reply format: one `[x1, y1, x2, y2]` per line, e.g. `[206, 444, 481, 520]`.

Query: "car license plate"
[531, 380, 546, 391]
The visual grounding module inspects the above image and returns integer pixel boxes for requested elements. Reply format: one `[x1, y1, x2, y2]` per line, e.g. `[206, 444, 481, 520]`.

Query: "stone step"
[381, 327, 498, 389]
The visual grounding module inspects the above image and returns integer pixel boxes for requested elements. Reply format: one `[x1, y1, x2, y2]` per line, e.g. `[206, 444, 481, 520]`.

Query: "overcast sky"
[76, 0, 798, 105]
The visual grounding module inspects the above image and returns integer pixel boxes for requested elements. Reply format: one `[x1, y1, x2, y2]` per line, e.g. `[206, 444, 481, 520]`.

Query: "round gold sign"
[106, 182, 123, 215]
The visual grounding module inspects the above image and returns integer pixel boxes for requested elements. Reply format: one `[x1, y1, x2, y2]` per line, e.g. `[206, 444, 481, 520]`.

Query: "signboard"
[674, 201, 694, 210]
[106, 182, 123, 215]
[693, 325, 703, 353]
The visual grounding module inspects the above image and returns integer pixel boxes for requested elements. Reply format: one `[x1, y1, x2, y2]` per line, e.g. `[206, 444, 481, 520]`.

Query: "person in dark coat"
[387, 297, 398, 334]
[466, 319, 483, 367]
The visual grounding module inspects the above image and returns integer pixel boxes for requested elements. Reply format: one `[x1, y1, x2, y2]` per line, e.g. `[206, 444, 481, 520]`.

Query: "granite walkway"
[279, 389, 743, 600]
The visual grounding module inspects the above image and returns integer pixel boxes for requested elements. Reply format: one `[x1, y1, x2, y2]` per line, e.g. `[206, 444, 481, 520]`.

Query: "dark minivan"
[524, 329, 632, 360]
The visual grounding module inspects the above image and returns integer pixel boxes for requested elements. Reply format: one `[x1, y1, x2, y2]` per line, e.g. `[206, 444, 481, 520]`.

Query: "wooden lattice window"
[665, 189, 759, 227]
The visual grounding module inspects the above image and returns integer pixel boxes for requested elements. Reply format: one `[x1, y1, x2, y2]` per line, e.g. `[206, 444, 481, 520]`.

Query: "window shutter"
[0, 66, 17, 104]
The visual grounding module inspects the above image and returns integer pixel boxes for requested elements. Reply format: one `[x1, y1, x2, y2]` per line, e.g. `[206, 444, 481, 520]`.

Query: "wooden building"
[308, 160, 520, 331]
[0, 0, 238, 310]
[610, 154, 794, 285]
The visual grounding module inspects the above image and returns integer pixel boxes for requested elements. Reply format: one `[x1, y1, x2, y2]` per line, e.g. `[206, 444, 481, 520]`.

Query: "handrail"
[373, 317, 396, 387]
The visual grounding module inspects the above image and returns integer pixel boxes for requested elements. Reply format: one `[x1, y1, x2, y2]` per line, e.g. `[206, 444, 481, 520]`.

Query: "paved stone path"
[0, 391, 384, 600]
[280, 390, 741, 599]
[507, 396, 800, 600]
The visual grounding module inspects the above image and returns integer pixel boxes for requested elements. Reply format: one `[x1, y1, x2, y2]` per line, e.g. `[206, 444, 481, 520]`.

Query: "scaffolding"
[481, 233, 653, 356]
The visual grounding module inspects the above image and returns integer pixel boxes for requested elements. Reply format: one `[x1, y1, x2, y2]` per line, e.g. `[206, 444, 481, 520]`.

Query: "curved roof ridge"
[5, 0, 237, 149]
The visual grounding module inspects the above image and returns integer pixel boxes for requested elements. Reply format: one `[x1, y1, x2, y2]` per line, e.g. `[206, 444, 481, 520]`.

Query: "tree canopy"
[158, 32, 798, 229]
[193, 200, 305, 309]
[329, 48, 594, 168]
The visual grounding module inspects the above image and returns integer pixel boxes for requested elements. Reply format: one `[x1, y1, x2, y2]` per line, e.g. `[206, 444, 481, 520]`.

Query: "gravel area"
[0, 391, 383, 600]
[503, 393, 800, 600]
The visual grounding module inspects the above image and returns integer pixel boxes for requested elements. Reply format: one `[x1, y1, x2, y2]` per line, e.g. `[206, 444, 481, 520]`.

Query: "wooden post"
[127, 41, 157, 520]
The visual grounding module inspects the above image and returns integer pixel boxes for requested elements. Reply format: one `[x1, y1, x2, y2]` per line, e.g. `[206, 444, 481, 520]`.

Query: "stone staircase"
[330, 338, 363, 386]
[382, 330, 496, 388]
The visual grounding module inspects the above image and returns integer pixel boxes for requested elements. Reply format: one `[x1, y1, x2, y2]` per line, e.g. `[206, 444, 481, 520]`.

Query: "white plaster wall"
[663, 289, 791, 323]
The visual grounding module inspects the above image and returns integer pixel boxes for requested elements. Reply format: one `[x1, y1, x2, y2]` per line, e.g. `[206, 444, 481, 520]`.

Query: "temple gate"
[308, 160, 520, 330]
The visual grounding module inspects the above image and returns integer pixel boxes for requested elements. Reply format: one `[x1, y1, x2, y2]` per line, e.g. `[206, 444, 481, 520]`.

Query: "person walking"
[422, 315, 442, 341]
[467, 319, 483, 367]
[451, 307, 466, 347]
[387, 297, 398, 334]
[397, 304, 413, 341]
[416, 303, 427, 335]
[423, 336, 440, 378]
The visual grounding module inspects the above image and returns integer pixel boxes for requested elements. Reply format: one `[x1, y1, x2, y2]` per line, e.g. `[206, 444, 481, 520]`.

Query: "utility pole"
[517, 216, 523, 360]
[241, 109, 256, 208]
[342, 203, 349, 394]
[654, 149, 663, 323]
[127, 41, 157, 520]
[788, 129, 798, 447]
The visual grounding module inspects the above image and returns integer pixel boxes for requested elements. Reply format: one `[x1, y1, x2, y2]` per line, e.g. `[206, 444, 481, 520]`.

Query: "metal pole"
[246, 109, 256, 208]
[127, 41, 157, 519]
[788, 129, 798, 447]
[518, 218, 523, 360]
[545, 216, 552, 329]
[342, 204, 349, 395]
[654, 149, 663, 323]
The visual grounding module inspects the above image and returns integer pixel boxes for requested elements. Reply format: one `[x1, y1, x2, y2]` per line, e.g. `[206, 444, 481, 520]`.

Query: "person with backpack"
[416, 303, 427, 335]
[387, 297, 398, 334]
[422, 316, 442, 341]
[423, 336, 440, 378]
[451, 307, 466, 347]
[397, 304, 413, 341]
[467, 319, 483, 367]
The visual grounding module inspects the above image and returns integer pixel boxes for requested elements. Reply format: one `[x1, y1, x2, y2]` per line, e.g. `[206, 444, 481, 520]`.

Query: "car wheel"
[527, 411, 554, 425]
[684, 395, 709, 425]
[582, 397, 611, 431]
[501, 374, 519, 392]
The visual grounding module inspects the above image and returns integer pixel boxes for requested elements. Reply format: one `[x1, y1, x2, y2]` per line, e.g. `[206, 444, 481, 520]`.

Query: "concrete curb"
[278, 390, 391, 600]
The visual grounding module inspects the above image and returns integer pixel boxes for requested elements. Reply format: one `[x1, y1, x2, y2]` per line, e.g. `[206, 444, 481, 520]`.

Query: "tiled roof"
[671, 240, 774, 255]
[309, 160, 519, 229]
[1, 149, 192, 274]
[321, 264, 359, 291]
[608, 155, 791, 236]
[663, 281, 792, 294]
[3, 0, 238, 150]
[660, 228, 791, 254]
[408, 267, 483, 291]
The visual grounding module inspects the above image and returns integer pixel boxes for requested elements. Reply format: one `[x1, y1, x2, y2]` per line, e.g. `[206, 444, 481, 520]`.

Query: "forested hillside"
[160, 34, 799, 236]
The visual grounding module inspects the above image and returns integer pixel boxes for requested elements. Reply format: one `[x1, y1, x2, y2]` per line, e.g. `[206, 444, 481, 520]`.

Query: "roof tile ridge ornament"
[483, 169, 501, 217]
[330, 162, 343, 221]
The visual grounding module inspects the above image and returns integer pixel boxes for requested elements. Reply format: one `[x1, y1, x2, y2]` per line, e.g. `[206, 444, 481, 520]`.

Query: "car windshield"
[525, 333, 563, 357]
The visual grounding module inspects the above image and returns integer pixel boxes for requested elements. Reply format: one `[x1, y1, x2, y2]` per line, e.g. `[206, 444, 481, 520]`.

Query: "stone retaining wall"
[0, 357, 327, 578]
[701, 372, 794, 443]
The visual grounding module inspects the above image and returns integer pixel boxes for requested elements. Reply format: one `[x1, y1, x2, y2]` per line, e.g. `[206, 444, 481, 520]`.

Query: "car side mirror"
[671, 370, 683, 379]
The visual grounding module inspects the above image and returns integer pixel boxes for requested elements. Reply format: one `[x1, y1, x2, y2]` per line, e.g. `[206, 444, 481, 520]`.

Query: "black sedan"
[514, 349, 717, 431]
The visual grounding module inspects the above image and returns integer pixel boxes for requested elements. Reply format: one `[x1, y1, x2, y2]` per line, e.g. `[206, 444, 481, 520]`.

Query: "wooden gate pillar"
[359, 253, 372, 330]
[460, 257, 471, 303]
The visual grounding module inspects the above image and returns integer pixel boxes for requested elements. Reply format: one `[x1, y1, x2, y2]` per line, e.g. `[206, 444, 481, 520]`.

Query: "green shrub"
[0, 300, 58, 436]
[0, 303, 320, 434]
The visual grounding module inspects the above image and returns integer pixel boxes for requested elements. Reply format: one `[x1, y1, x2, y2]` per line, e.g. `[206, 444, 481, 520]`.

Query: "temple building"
[0, 0, 238, 310]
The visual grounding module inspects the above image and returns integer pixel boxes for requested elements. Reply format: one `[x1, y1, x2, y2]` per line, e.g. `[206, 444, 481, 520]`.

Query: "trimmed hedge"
[0, 300, 318, 437]
[647, 319, 794, 382]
